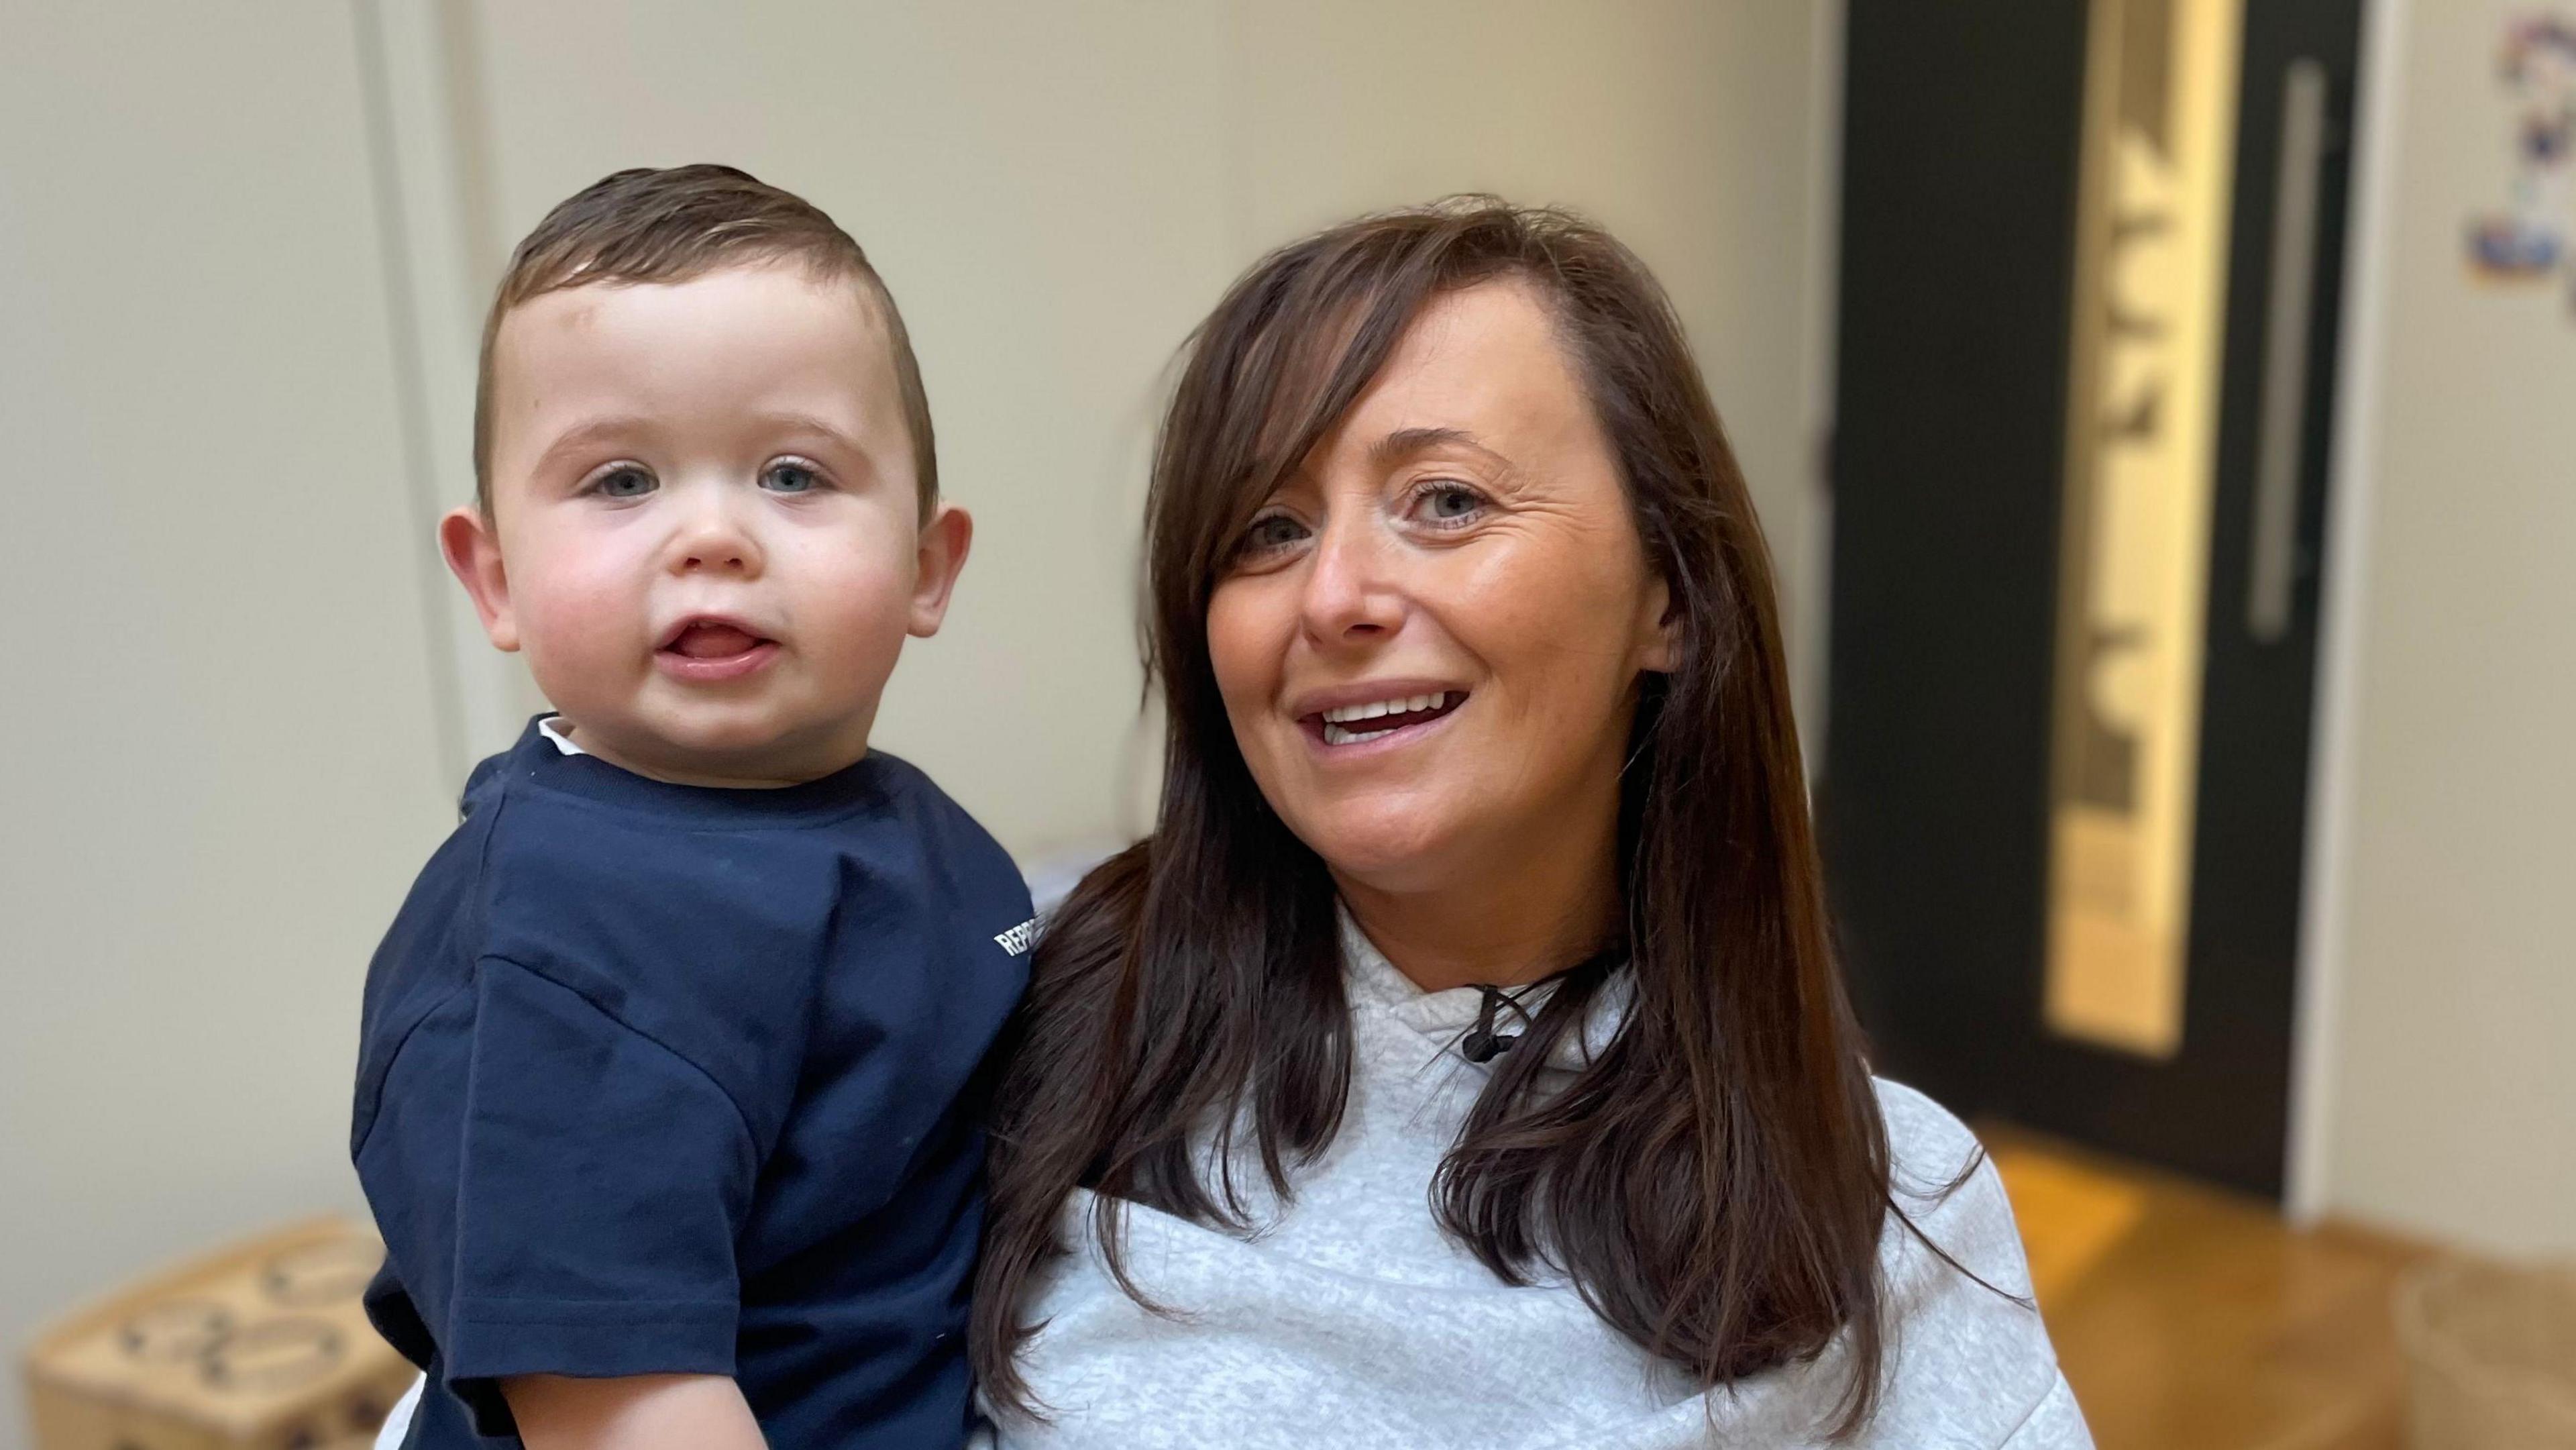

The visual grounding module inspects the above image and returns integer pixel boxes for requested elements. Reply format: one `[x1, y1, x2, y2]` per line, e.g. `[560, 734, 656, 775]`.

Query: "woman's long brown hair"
[971, 198, 1894, 1437]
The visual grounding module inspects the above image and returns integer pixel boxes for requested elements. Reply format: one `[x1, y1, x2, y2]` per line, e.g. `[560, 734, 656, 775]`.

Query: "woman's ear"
[440, 505, 520, 652]
[1635, 574, 1678, 674]
[907, 502, 975, 639]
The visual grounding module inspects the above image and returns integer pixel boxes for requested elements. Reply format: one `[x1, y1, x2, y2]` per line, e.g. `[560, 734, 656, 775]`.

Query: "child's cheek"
[516, 533, 651, 682]
[794, 535, 914, 699]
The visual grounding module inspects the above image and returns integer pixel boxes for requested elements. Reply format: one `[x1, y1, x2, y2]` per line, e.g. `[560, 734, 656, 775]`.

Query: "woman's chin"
[1293, 814, 1471, 894]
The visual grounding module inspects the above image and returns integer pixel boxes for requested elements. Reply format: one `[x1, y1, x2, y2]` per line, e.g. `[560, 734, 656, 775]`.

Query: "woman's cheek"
[1205, 582, 1284, 711]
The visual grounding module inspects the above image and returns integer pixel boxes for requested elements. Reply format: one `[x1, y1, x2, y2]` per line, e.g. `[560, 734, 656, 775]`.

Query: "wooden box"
[24, 1217, 415, 1450]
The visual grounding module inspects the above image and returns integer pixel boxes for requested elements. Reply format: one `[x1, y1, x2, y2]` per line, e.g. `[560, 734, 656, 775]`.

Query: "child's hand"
[501, 1372, 767, 1450]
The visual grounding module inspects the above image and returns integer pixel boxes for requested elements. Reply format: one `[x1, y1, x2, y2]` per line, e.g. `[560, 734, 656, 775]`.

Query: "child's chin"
[647, 709, 862, 773]
[655, 720, 805, 764]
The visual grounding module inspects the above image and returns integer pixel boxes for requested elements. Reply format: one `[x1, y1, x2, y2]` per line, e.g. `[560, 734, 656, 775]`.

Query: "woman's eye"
[1239, 514, 1309, 554]
[1411, 482, 1487, 525]
[592, 466, 655, 499]
[762, 462, 822, 494]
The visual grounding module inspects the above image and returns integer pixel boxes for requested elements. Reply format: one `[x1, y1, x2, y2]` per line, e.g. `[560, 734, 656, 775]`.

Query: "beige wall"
[2306, 0, 2576, 1255]
[0, 7, 457, 1445]
[447, 0, 1837, 856]
[0, 6, 1831, 1447]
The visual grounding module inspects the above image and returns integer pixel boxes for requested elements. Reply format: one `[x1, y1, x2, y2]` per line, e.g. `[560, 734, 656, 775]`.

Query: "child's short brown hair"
[473, 164, 935, 519]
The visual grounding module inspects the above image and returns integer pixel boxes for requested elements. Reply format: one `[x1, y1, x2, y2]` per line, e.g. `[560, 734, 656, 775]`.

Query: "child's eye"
[589, 465, 657, 499]
[1407, 480, 1488, 527]
[761, 461, 824, 495]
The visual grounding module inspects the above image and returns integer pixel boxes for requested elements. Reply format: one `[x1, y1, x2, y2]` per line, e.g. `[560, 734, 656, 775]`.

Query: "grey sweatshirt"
[984, 915, 2092, 1449]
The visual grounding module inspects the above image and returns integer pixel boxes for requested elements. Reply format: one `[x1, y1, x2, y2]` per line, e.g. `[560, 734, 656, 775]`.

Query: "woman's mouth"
[1304, 690, 1467, 747]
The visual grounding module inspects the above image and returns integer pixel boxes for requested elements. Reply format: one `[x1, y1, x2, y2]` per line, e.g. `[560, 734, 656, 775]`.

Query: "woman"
[971, 199, 2088, 1448]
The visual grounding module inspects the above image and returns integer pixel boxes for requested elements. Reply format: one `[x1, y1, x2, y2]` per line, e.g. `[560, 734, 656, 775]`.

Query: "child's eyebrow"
[754, 412, 871, 457]
[532, 414, 658, 473]
[526, 412, 877, 474]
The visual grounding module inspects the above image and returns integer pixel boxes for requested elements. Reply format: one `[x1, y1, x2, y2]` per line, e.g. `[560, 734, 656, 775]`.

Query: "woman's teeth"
[1318, 691, 1458, 745]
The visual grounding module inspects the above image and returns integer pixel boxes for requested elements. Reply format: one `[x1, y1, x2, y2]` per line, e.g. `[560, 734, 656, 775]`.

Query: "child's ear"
[439, 505, 520, 652]
[906, 501, 973, 639]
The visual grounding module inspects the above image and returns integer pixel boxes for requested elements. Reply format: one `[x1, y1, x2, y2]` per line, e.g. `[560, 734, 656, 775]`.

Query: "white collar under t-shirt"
[535, 716, 586, 757]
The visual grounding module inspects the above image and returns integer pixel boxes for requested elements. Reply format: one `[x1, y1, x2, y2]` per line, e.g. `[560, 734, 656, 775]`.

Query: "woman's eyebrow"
[1370, 426, 1515, 473]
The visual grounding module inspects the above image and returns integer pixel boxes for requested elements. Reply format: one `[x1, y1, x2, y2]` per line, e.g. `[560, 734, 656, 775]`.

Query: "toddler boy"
[352, 165, 1034, 1449]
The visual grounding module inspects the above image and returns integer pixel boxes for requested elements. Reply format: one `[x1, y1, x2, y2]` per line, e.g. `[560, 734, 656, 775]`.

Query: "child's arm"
[502, 1373, 767, 1450]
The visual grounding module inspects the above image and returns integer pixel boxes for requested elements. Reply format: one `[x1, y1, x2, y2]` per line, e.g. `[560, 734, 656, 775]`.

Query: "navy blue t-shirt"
[352, 719, 1033, 1448]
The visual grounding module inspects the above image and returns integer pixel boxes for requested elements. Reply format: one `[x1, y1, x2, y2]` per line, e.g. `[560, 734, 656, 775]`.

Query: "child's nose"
[667, 499, 763, 576]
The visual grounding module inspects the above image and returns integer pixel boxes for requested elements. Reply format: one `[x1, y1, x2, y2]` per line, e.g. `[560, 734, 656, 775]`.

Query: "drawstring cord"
[1459, 981, 1547, 1063]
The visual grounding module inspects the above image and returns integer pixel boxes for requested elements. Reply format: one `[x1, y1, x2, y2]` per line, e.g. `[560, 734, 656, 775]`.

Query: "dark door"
[1819, 0, 2363, 1198]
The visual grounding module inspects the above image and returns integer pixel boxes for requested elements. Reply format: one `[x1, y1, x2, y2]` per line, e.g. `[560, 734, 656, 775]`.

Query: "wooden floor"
[1987, 1127, 2436, 1450]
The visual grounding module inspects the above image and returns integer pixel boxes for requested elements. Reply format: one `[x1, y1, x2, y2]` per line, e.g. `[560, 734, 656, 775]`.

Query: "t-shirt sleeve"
[401, 955, 757, 1435]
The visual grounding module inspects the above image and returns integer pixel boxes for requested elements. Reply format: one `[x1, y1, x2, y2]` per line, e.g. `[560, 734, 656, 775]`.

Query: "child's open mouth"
[656, 619, 780, 683]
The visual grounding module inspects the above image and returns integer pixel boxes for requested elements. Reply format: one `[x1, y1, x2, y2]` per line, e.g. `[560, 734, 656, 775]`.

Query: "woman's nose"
[1299, 516, 1403, 643]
